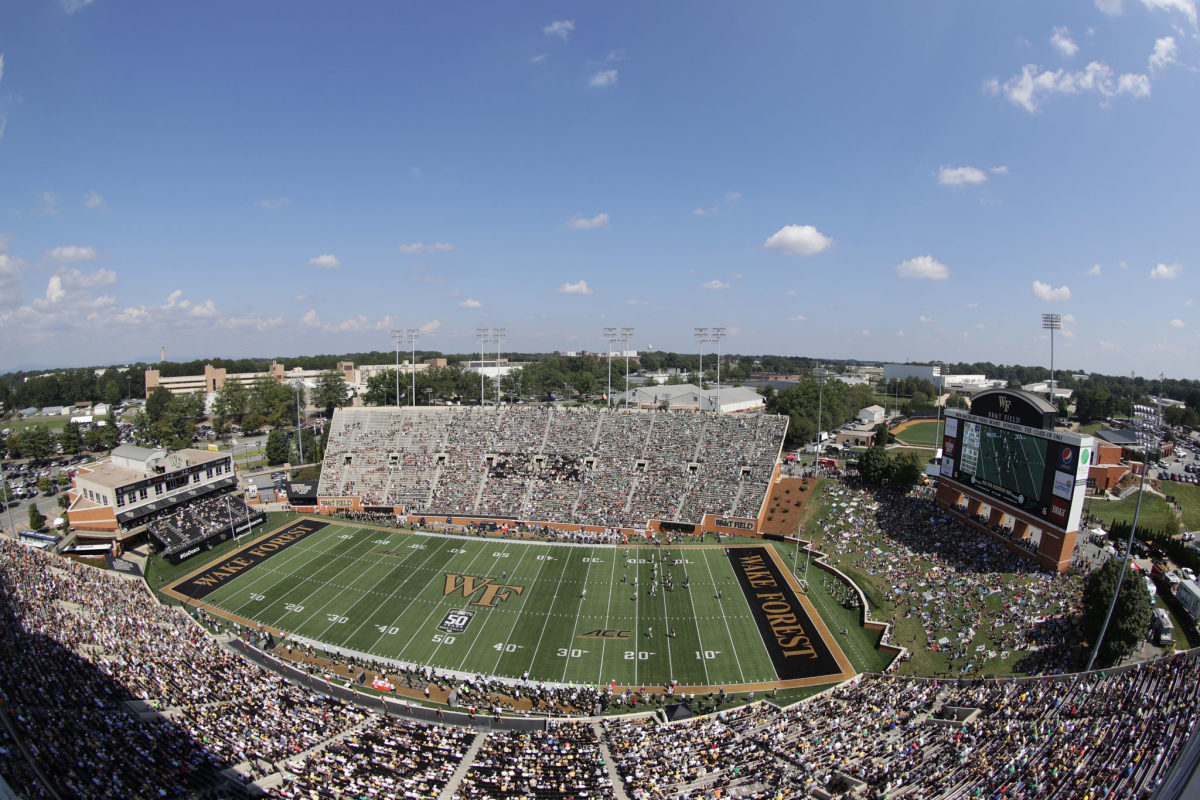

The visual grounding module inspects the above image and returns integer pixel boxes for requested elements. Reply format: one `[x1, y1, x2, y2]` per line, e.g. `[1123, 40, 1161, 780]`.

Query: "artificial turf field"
[165, 518, 852, 691]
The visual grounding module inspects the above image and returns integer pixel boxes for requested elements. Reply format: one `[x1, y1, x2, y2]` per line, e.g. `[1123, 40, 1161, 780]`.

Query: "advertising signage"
[941, 409, 1092, 533]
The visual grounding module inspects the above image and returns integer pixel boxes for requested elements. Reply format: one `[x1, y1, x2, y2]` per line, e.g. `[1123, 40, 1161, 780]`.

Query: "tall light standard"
[1042, 313, 1061, 407]
[814, 366, 828, 455]
[406, 329, 420, 408]
[476, 328, 488, 407]
[293, 378, 305, 463]
[693, 327, 708, 394]
[1086, 385, 1160, 672]
[603, 327, 619, 409]
[621, 327, 634, 410]
[391, 328, 404, 406]
[710, 327, 725, 414]
[491, 328, 506, 406]
[1, 457, 17, 537]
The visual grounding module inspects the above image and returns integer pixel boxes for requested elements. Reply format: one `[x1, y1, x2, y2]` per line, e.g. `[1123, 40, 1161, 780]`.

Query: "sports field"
[166, 518, 851, 691]
[891, 419, 943, 447]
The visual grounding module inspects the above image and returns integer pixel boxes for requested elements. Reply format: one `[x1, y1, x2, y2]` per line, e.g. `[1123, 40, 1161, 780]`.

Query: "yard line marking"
[678, 549, 710, 685]
[560, 547, 597, 683]
[595, 545, 620, 687]
[488, 542, 558, 676]
[457, 542, 537, 674]
[701, 548, 747, 683]
[519, 542, 575, 678]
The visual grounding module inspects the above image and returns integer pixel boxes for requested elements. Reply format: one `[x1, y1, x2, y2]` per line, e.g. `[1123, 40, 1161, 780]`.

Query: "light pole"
[603, 327, 619, 409]
[814, 367, 827, 455]
[293, 378, 305, 463]
[709, 328, 726, 414]
[1042, 313, 1061, 407]
[1, 458, 17, 537]
[492, 328, 506, 406]
[391, 329, 403, 406]
[476, 328, 488, 407]
[622, 327, 634, 410]
[227, 494, 237, 544]
[1086, 384, 1160, 672]
[407, 329, 420, 408]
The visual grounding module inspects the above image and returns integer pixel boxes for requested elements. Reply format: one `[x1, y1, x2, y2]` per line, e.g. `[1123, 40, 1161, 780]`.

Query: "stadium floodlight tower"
[710, 327, 726, 414]
[0, 457, 17, 536]
[1041, 313, 1061, 406]
[694, 327, 708, 392]
[491, 328, 506, 405]
[390, 328, 404, 406]
[406, 328, 420, 408]
[1086, 382, 1161, 672]
[476, 328, 489, 407]
[621, 327, 635, 409]
[603, 327, 620, 409]
[813, 366, 828, 454]
[292, 378, 305, 463]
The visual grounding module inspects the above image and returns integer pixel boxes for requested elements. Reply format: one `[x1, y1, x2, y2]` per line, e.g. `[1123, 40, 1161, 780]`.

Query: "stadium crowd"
[454, 723, 615, 799]
[317, 405, 786, 528]
[147, 492, 264, 556]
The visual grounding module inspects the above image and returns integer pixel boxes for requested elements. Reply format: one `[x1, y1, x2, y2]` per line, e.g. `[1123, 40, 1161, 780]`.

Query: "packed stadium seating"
[317, 406, 788, 528]
[147, 492, 265, 558]
[3, 533, 1199, 799]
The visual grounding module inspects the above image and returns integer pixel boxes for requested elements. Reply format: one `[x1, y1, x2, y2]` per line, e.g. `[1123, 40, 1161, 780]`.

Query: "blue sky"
[0, 1, 1197, 377]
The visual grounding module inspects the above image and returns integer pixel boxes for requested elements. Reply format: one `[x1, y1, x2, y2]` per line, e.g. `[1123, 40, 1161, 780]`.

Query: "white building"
[613, 384, 765, 414]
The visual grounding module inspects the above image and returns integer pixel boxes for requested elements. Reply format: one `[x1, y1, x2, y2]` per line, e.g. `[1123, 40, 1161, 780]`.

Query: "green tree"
[889, 451, 926, 491]
[312, 370, 348, 416]
[0, 484, 13, 505]
[858, 445, 892, 487]
[265, 429, 290, 465]
[362, 370, 399, 406]
[37, 477, 54, 495]
[145, 386, 175, 424]
[58, 492, 71, 510]
[59, 422, 83, 455]
[293, 428, 318, 464]
[28, 503, 46, 532]
[212, 379, 248, 425]
[21, 425, 54, 462]
[1082, 556, 1153, 666]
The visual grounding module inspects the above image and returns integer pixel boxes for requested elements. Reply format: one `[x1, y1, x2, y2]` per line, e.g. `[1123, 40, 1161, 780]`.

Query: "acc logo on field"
[437, 609, 475, 634]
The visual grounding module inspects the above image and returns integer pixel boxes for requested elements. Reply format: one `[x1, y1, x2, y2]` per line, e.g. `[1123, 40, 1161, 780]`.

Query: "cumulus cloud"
[1096, 0, 1123, 13]
[300, 309, 322, 328]
[1149, 36, 1178, 71]
[556, 280, 593, 295]
[589, 69, 618, 88]
[45, 246, 98, 264]
[919, 315, 935, 323]
[565, 213, 610, 230]
[257, 197, 289, 209]
[458, 298, 482, 308]
[308, 254, 341, 270]
[0, 253, 27, 309]
[1142, 0, 1197, 26]
[692, 206, 718, 216]
[1171, 318, 1185, 328]
[1086, 264, 1102, 275]
[700, 280, 730, 290]
[986, 61, 1150, 112]
[1051, 27, 1079, 57]
[1150, 262, 1182, 279]
[418, 320, 441, 335]
[544, 20, 575, 40]
[763, 224, 834, 256]
[84, 190, 105, 211]
[896, 255, 950, 280]
[397, 242, 455, 254]
[938, 166, 989, 186]
[1032, 280, 1071, 301]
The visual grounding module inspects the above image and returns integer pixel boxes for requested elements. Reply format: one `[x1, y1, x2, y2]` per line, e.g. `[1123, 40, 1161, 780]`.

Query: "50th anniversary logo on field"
[437, 609, 476, 634]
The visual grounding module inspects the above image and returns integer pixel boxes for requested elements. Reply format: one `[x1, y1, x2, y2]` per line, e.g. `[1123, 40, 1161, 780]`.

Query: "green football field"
[169, 519, 846, 689]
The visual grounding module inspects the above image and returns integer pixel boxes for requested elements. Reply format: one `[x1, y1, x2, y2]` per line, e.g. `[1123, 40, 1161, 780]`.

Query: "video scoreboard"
[941, 408, 1093, 533]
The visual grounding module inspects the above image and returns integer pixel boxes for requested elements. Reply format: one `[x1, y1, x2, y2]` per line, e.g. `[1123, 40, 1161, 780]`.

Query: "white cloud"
[165, 289, 185, 308]
[308, 254, 341, 270]
[38, 192, 58, 216]
[938, 165, 989, 186]
[1171, 318, 1185, 328]
[1032, 280, 1071, 301]
[589, 69, 618, 88]
[919, 315, 935, 323]
[1051, 27, 1079, 57]
[45, 245, 98, 264]
[896, 255, 950, 280]
[1150, 262, 1182, 279]
[189, 299, 219, 318]
[0, 253, 26, 309]
[987, 61, 1151, 112]
[1096, 0, 1123, 13]
[61, 0, 93, 14]
[787, 315, 806, 322]
[625, 299, 648, 306]
[763, 224, 834, 256]
[726, 191, 742, 202]
[458, 298, 482, 309]
[565, 213, 610, 230]
[1149, 37, 1178, 71]
[300, 309, 322, 328]
[257, 197, 289, 210]
[1086, 264, 1102, 275]
[700, 280, 731, 290]
[544, 20, 575, 40]
[397, 241, 455, 254]
[556, 280, 593, 295]
[1142, 0, 1197, 26]
[419, 320, 441, 335]
[990, 165, 1009, 175]
[530, 53, 548, 64]
[692, 206, 718, 216]
[84, 190, 105, 211]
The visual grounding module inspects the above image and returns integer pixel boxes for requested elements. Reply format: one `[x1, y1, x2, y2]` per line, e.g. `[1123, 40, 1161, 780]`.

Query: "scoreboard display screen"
[941, 411, 1091, 532]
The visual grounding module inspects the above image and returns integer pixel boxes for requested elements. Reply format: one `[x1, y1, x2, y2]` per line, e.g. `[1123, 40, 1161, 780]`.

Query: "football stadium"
[4, 400, 1200, 799]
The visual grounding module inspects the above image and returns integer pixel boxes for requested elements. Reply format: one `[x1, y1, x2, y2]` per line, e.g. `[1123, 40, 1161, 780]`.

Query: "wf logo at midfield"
[443, 574, 526, 608]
